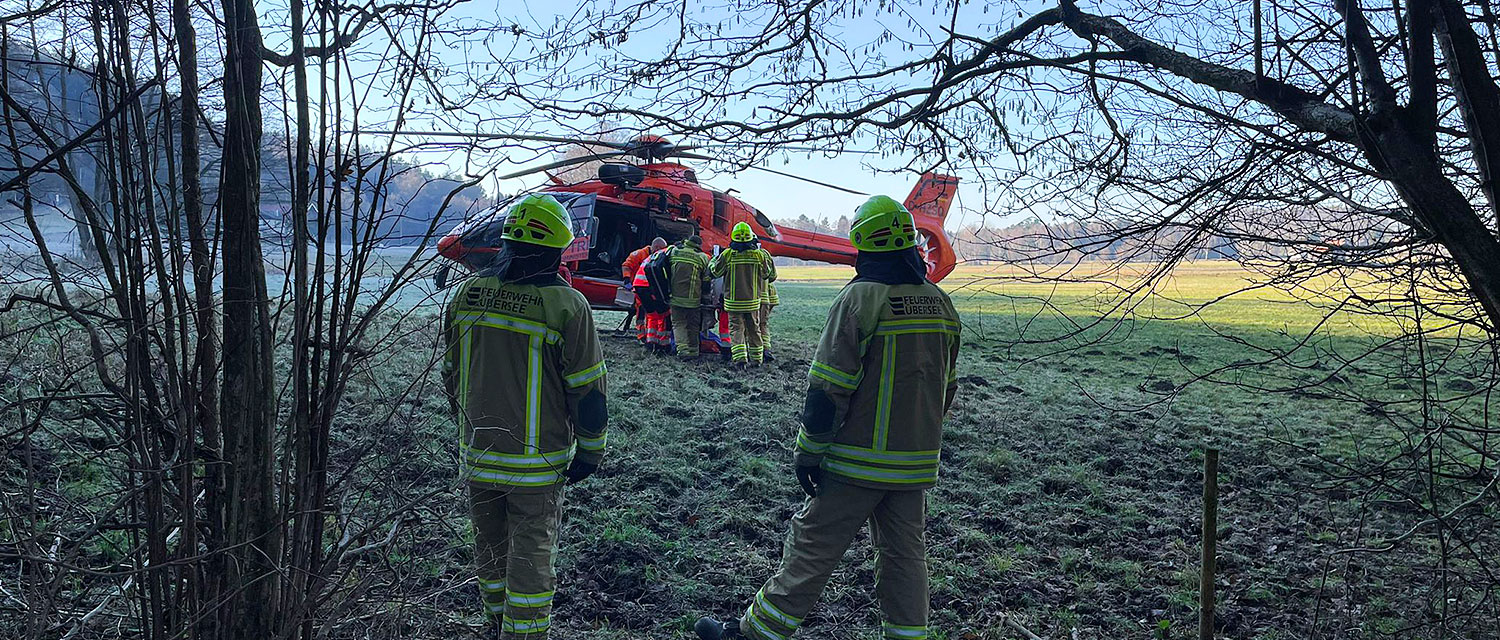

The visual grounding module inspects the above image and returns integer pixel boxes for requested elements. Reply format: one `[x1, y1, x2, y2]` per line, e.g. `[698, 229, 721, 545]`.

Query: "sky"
[253, 0, 1028, 232]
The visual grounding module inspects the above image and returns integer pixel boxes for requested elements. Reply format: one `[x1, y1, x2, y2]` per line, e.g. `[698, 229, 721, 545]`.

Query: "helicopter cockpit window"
[752, 207, 778, 238]
[682, 169, 697, 183]
[712, 193, 729, 231]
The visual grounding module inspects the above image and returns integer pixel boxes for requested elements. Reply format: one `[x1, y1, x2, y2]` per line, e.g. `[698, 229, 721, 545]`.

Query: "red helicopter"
[417, 133, 959, 309]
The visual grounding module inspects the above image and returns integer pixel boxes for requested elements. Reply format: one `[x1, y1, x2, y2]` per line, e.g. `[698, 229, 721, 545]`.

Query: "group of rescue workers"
[621, 223, 780, 367]
[443, 192, 961, 640]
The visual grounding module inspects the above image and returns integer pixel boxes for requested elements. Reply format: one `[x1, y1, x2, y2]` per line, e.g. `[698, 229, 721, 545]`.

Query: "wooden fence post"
[1199, 448, 1220, 640]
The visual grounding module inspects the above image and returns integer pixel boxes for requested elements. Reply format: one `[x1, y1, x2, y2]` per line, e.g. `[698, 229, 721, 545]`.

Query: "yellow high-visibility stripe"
[507, 591, 555, 607]
[824, 459, 938, 484]
[465, 467, 567, 486]
[754, 592, 803, 627]
[873, 335, 895, 449]
[576, 433, 607, 451]
[564, 360, 606, 388]
[454, 310, 562, 344]
[464, 443, 575, 468]
[796, 430, 829, 455]
[809, 361, 860, 389]
[882, 622, 929, 639]
[828, 444, 939, 466]
[502, 615, 551, 634]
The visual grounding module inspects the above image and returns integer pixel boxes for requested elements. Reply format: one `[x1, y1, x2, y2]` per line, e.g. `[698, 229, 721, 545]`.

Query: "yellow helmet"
[731, 221, 756, 243]
[501, 194, 574, 249]
[850, 195, 916, 252]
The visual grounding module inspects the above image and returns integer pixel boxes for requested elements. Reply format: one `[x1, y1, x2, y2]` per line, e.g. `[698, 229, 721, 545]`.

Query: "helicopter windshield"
[455, 192, 596, 244]
[752, 207, 779, 238]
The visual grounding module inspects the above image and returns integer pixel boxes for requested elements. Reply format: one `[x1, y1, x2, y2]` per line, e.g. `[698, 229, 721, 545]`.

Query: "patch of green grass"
[985, 553, 1016, 574]
[5, 262, 1493, 639]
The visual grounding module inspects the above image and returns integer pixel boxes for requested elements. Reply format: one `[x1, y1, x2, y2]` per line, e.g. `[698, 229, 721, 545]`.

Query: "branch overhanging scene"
[1, 0, 1498, 638]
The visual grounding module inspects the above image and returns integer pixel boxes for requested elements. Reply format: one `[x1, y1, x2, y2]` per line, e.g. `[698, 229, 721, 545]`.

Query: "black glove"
[795, 464, 823, 498]
[565, 459, 598, 484]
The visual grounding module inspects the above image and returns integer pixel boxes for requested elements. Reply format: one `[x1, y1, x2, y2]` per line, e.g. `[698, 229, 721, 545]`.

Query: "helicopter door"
[562, 193, 597, 263]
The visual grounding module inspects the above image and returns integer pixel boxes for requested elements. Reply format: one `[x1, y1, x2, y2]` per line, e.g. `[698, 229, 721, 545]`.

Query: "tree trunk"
[218, 0, 279, 634]
[173, 0, 216, 634]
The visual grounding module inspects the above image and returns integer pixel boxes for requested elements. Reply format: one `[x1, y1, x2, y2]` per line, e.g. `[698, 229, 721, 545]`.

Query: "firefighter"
[757, 279, 778, 362]
[708, 223, 775, 366]
[442, 194, 609, 639]
[694, 195, 960, 640]
[624, 237, 668, 344]
[668, 235, 711, 360]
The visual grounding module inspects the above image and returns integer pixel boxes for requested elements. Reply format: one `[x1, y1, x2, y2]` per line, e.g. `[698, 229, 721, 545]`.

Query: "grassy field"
[480, 263, 1483, 638]
[5, 262, 1492, 639]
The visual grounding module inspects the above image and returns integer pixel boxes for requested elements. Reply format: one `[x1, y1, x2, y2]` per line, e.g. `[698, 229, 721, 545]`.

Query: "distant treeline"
[0, 45, 488, 252]
[773, 214, 1236, 263]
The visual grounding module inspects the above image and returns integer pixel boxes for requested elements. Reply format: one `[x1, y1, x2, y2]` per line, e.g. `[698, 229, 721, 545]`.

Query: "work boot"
[694, 617, 742, 640]
[763, 352, 776, 363]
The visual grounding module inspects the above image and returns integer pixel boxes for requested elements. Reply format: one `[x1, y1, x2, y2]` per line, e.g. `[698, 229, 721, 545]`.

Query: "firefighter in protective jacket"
[668, 235, 711, 359]
[695, 195, 960, 640]
[443, 194, 608, 639]
[708, 222, 776, 365]
[757, 280, 779, 361]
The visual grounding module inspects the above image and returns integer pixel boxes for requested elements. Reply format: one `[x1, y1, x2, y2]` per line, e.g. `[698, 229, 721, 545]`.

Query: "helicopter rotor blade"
[677, 151, 868, 195]
[353, 130, 639, 151]
[496, 150, 634, 181]
[693, 144, 881, 155]
[748, 164, 868, 195]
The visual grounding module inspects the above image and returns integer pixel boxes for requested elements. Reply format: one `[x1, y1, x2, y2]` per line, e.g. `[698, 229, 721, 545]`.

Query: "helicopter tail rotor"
[904, 173, 959, 282]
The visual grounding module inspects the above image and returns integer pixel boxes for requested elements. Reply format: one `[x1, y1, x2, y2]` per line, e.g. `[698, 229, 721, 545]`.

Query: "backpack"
[644, 247, 674, 299]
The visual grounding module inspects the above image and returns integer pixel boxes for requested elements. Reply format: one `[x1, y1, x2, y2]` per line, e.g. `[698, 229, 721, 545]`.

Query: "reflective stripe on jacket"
[668, 244, 710, 308]
[710, 247, 774, 312]
[761, 281, 779, 307]
[443, 276, 608, 491]
[795, 280, 959, 489]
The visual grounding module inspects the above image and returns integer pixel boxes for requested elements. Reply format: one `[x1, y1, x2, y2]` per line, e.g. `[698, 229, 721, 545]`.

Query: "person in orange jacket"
[632, 246, 673, 354]
[624, 238, 667, 343]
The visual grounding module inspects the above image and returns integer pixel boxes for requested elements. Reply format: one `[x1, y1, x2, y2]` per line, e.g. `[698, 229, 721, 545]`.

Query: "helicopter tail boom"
[758, 173, 959, 282]
[760, 227, 859, 266]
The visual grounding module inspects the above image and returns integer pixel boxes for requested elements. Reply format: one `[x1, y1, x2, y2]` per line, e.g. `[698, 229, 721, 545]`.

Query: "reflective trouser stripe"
[502, 615, 550, 634]
[751, 591, 802, 628]
[479, 578, 507, 616]
[507, 590, 555, 608]
[882, 622, 929, 639]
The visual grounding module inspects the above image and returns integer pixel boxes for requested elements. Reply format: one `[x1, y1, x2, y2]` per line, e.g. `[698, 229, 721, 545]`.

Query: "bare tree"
[499, 0, 1500, 635]
[0, 0, 497, 637]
